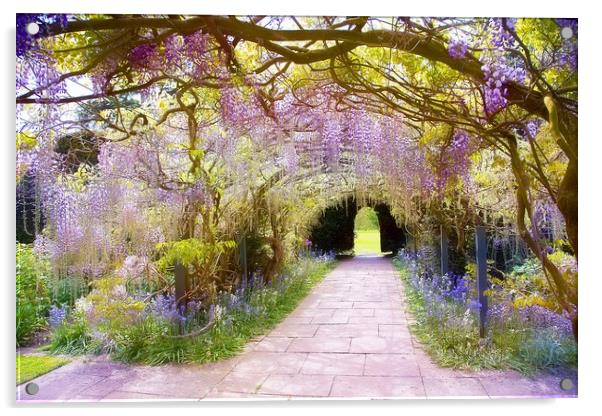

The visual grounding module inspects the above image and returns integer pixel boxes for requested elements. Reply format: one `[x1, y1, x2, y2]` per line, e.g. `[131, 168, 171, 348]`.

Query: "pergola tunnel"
[15, 14, 577, 398]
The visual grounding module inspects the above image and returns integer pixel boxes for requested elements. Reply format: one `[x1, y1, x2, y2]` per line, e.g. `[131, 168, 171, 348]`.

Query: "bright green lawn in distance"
[16, 354, 70, 385]
[354, 207, 382, 254]
[354, 230, 382, 255]
[355, 206, 379, 230]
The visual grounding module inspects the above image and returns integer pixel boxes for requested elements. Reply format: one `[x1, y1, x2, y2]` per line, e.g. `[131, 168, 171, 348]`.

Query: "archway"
[308, 196, 406, 255]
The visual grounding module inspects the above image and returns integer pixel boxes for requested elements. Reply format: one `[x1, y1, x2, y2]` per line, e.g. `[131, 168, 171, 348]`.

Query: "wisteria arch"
[16, 14, 578, 338]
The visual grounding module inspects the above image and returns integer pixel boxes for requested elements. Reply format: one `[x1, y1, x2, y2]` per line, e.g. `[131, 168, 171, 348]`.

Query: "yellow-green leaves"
[16, 132, 37, 150]
[155, 238, 236, 271]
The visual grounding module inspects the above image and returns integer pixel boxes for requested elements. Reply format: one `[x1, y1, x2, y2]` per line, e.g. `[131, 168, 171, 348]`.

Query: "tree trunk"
[508, 137, 578, 342]
[556, 153, 578, 258]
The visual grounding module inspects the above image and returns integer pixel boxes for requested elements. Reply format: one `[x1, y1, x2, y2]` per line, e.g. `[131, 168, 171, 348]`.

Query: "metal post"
[475, 225, 489, 338]
[440, 225, 449, 276]
[174, 261, 187, 335]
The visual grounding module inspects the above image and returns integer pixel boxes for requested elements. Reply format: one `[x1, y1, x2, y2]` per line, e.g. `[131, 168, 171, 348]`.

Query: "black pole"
[174, 261, 187, 335]
[475, 225, 489, 338]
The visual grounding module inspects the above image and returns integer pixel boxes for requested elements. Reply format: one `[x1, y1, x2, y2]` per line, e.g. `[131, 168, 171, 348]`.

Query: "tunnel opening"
[354, 207, 381, 255]
[308, 197, 406, 256]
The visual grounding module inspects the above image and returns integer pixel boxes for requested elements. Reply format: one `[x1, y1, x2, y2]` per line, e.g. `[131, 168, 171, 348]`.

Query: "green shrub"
[47, 314, 95, 354]
[49, 256, 335, 365]
[511, 257, 542, 277]
[47, 276, 88, 307]
[517, 328, 578, 371]
[16, 244, 51, 346]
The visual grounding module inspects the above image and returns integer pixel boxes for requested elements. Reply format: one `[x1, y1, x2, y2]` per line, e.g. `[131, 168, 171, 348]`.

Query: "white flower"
[112, 284, 127, 298]
[214, 305, 223, 320]
[462, 308, 473, 326]
[75, 297, 94, 316]
[120, 255, 148, 280]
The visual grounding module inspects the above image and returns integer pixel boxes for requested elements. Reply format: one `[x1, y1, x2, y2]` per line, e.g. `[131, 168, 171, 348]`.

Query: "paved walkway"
[17, 256, 576, 401]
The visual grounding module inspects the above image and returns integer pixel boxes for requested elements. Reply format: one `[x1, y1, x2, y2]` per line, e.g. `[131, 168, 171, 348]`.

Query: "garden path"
[17, 256, 576, 401]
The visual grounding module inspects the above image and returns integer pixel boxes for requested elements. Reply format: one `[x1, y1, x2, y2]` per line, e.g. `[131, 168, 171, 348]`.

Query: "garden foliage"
[14, 16, 579, 366]
[395, 249, 576, 373]
[48, 254, 335, 364]
[16, 244, 50, 346]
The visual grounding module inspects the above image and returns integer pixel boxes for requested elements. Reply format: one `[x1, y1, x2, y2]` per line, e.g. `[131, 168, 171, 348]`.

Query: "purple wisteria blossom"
[481, 60, 527, 114]
[435, 130, 473, 190]
[448, 38, 468, 59]
[128, 44, 159, 70]
[490, 18, 518, 49]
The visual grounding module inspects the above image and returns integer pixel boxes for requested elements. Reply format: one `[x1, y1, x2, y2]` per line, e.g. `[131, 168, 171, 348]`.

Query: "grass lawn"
[354, 230, 382, 255]
[16, 354, 70, 385]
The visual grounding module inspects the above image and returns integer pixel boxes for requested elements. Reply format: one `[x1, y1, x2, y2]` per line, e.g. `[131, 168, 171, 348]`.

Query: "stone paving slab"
[301, 353, 366, 375]
[364, 353, 421, 376]
[209, 371, 270, 394]
[423, 377, 489, 398]
[231, 351, 307, 375]
[258, 374, 334, 397]
[330, 375, 426, 398]
[287, 336, 351, 353]
[254, 336, 293, 352]
[16, 256, 577, 402]
[349, 335, 414, 354]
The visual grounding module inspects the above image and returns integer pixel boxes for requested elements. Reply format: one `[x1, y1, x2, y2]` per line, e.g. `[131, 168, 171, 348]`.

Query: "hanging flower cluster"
[481, 60, 527, 114]
[448, 37, 468, 59]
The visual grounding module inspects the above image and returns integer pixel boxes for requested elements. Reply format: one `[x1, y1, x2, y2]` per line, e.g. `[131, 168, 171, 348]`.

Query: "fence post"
[440, 225, 449, 276]
[174, 261, 187, 335]
[475, 225, 489, 338]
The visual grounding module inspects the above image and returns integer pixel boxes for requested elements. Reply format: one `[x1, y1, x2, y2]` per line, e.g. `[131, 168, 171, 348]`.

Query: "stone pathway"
[17, 256, 577, 401]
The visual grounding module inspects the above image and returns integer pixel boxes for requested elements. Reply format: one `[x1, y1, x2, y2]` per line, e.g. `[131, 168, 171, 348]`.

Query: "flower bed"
[395, 249, 576, 374]
[47, 253, 336, 365]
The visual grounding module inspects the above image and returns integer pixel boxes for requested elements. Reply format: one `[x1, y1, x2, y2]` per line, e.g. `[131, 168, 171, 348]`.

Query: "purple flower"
[49, 304, 68, 328]
[128, 44, 158, 70]
[249, 272, 266, 290]
[468, 300, 482, 311]
[148, 294, 199, 324]
[526, 120, 542, 139]
[490, 18, 518, 49]
[448, 38, 468, 59]
[481, 60, 527, 114]
[555, 18, 578, 34]
[517, 305, 573, 335]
